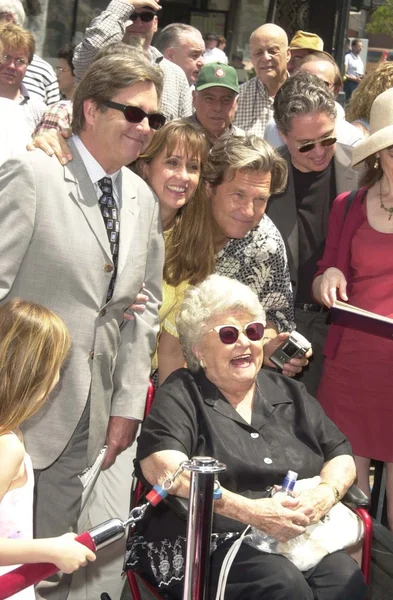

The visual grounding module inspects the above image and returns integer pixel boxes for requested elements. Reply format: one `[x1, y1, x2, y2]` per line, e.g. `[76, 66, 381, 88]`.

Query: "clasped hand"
[251, 495, 313, 543]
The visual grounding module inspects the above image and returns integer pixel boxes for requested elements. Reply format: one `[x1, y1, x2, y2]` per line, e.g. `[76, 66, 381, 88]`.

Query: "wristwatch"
[319, 481, 340, 504]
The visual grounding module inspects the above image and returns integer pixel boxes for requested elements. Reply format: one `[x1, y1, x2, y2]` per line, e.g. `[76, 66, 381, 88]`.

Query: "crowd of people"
[0, 0, 393, 599]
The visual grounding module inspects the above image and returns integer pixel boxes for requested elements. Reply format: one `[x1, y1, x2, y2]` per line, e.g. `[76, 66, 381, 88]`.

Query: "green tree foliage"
[366, 2, 393, 37]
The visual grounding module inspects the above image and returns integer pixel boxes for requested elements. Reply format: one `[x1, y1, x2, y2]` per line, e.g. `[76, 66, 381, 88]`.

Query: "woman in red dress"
[312, 87, 393, 530]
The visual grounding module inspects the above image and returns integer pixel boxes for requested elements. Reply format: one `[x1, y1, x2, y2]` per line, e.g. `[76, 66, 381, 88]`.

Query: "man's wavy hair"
[203, 134, 288, 195]
[274, 71, 336, 135]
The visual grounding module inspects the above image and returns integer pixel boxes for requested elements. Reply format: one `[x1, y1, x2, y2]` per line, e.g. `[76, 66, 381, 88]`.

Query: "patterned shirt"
[24, 55, 61, 106]
[215, 214, 295, 332]
[72, 0, 192, 122]
[233, 77, 274, 138]
[34, 101, 73, 136]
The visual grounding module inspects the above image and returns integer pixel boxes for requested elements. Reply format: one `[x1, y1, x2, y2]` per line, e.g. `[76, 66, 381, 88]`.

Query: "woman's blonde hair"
[0, 299, 71, 435]
[134, 120, 215, 286]
[347, 62, 393, 124]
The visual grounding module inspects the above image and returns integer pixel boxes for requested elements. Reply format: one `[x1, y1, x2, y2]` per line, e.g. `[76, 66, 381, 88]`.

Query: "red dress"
[318, 209, 393, 461]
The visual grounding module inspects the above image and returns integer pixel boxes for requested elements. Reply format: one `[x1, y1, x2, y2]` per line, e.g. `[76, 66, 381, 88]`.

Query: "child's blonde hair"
[0, 299, 71, 434]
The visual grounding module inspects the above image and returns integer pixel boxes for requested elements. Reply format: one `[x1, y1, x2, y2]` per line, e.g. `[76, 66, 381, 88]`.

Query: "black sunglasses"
[211, 321, 265, 344]
[130, 11, 156, 22]
[104, 100, 166, 131]
[298, 136, 337, 154]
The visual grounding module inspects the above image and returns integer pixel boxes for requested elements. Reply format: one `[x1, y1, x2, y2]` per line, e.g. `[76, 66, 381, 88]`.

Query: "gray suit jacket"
[266, 143, 362, 293]
[0, 140, 164, 468]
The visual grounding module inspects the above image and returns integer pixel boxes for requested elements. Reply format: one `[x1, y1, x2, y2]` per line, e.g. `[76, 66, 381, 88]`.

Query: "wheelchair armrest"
[341, 484, 370, 509]
[163, 495, 189, 521]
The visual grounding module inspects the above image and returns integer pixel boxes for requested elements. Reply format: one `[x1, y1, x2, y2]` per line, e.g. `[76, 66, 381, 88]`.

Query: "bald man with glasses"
[266, 71, 362, 397]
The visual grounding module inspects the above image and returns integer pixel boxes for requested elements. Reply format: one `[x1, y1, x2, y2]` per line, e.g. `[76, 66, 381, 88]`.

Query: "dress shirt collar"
[72, 134, 120, 195]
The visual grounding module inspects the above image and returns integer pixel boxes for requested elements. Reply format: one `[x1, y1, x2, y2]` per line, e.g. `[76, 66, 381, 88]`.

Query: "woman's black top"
[127, 368, 352, 585]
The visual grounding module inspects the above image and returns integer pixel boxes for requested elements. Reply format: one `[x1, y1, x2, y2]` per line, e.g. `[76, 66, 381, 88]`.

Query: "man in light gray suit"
[0, 52, 165, 599]
[266, 72, 362, 396]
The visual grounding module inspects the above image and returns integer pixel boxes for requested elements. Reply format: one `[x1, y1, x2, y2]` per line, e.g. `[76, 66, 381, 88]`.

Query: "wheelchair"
[125, 382, 373, 600]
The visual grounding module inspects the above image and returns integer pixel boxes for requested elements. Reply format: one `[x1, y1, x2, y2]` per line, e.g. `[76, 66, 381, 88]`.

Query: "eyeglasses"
[211, 321, 265, 344]
[103, 100, 166, 130]
[55, 66, 72, 73]
[297, 136, 337, 154]
[129, 11, 156, 22]
[1, 54, 28, 67]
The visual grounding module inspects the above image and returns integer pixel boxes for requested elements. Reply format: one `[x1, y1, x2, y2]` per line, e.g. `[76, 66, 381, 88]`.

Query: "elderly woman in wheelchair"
[127, 275, 367, 600]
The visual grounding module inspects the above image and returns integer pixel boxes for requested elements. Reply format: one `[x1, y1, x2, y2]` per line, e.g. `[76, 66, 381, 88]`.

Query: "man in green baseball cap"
[185, 61, 244, 142]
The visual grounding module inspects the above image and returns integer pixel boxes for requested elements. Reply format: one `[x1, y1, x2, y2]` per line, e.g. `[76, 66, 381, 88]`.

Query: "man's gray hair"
[203, 134, 287, 194]
[176, 275, 266, 372]
[72, 53, 163, 135]
[155, 23, 202, 52]
[274, 71, 337, 135]
[0, 0, 25, 25]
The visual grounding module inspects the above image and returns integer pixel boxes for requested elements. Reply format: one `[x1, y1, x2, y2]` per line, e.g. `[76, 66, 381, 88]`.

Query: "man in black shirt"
[267, 72, 362, 396]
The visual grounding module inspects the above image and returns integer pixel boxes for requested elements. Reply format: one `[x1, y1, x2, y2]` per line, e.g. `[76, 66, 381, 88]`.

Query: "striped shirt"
[72, 0, 192, 122]
[24, 55, 61, 106]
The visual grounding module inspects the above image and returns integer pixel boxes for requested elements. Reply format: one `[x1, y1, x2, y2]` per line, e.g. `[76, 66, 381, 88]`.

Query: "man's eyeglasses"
[1, 54, 28, 67]
[129, 11, 156, 22]
[297, 136, 337, 154]
[104, 100, 166, 131]
[210, 321, 265, 345]
[55, 66, 72, 73]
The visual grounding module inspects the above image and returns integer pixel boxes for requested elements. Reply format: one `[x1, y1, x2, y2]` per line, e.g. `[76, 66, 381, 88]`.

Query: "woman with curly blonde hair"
[346, 62, 393, 136]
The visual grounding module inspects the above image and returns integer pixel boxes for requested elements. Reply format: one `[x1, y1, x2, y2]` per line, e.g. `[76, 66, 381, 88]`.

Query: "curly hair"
[177, 275, 265, 372]
[346, 62, 393, 124]
[274, 71, 336, 135]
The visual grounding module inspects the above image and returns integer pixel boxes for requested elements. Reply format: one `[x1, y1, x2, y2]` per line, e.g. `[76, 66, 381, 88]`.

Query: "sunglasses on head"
[130, 11, 156, 22]
[211, 321, 265, 344]
[104, 100, 166, 130]
[297, 136, 337, 154]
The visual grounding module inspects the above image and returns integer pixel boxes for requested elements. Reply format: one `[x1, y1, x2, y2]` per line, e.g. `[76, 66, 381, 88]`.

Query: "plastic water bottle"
[247, 470, 299, 552]
[273, 470, 298, 498]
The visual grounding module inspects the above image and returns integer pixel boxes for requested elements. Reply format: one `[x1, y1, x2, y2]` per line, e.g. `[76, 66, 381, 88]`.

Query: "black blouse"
[134, 367, 352, 537]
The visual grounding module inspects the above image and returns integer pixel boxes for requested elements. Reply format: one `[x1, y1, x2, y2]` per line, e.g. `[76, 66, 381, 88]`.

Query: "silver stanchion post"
[182, 456, 226, 600]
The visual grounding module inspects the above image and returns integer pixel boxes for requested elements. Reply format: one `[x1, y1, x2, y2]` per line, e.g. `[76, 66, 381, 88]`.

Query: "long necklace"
[379, 181, 393, 220]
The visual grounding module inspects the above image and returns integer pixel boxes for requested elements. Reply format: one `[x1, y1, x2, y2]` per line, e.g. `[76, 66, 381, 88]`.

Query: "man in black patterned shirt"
[205, 134, 311, 378]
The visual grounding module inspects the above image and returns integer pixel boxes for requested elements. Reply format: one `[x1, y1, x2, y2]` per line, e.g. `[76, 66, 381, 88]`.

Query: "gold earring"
[200, 358, 206, 369]
[374, 156, 380, 169]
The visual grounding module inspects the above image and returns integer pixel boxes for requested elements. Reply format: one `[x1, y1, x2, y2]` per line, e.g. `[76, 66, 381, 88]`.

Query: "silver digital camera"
[270, 331, 311, 370]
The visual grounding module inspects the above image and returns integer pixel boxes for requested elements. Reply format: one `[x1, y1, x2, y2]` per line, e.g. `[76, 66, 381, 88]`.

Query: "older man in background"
[0, 23, 46, 129]
[73, 0, 192, 121]
[0, 0, 61, 104]
[155, 22, 205, 86]
[234, 23, 289, 137]
[288, 29, 325, 74]
[185, 62, 244, 143]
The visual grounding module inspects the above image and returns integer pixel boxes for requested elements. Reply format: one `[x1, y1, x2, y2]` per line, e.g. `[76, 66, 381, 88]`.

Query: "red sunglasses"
[104, 100, 166, 131]
[211, 321, 265, 344]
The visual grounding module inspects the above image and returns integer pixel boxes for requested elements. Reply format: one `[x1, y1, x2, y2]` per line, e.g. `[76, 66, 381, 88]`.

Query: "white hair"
[176, 275, 266, 372]
[0, 0, 25, 25]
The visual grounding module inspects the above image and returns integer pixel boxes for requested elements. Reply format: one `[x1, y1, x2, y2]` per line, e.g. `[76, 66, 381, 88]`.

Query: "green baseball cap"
[195, 62, 239, 94]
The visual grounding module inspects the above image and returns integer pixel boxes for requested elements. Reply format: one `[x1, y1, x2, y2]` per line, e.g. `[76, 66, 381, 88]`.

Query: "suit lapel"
[64, 140, 112, 261]
[117, 172, 139, 278]
[334, 143, 362, 194]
